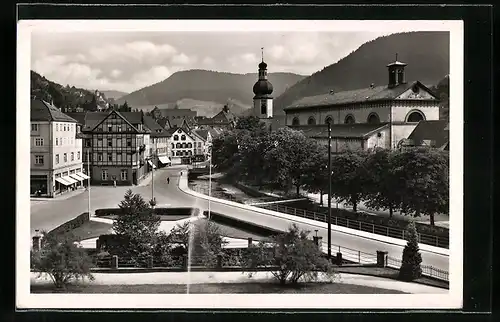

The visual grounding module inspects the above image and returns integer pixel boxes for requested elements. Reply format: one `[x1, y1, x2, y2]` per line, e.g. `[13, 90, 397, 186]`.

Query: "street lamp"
[87, 150, 91, 217]
[327, 120, 332, 259]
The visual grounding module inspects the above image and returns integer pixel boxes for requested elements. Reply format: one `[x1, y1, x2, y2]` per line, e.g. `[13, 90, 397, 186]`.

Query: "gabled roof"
[284, 81, 437, 110]
[290, 123, 389, 139]
[120, 112, 143, 125]
[157, 118, 171, 129]
[31, 99, 78, 123]
[407, 120, 449, 149]
[88, 110, 142, 133]
[192, 129, 209, 140]
[142, 115, 164, 132]
[65, 112, 86, 126]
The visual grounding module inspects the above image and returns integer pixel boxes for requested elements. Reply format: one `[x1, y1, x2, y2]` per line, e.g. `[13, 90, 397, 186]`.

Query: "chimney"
[370, 83, 375, 89]
[329, 90, 335, 95]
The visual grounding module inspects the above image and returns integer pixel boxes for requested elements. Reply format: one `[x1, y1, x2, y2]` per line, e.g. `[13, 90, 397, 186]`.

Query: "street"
[30, 165, 449, 271]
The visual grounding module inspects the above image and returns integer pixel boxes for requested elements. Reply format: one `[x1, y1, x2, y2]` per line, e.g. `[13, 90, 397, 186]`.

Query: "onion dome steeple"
[253, 47, 274, 99]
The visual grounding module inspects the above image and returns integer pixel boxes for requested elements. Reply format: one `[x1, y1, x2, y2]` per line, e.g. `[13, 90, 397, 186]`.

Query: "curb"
[178, 174, 449, 257]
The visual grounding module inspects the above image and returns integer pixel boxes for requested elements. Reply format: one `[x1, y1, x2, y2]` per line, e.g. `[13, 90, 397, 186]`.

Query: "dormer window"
[173, 135, 179, 141]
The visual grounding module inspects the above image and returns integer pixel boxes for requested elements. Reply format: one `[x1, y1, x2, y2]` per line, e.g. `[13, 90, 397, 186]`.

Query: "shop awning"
[77, 172, 90, 180]
[63, 176, 78, 185]
[55, 177, 72, 186]
[148, 160, 156, 169]
[158, 156, 171, 164]
[70, 173, 84, 181]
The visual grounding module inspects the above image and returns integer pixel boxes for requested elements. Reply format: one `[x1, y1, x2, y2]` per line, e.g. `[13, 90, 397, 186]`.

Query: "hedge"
[94, 207, 200, 218]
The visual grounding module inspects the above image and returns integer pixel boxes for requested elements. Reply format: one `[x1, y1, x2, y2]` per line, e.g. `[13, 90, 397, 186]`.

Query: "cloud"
[30, 30, 408, 92]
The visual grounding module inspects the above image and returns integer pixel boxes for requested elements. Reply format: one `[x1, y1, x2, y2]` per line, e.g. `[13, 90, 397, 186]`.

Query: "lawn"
[31, 282, 406, 294]
[69, 220, 113, 241]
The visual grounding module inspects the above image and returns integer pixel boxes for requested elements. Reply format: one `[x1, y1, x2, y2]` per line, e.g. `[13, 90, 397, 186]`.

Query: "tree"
[330, 150, 369, 212]
[31, 232, 94, 289]
[363, 148, 401, 217]
[244, 224, 336, 285]
[263, 128, 312, 195]
[302, 140, 329, 205]
[211, 131, 240, 172]
[112, 190, 161, 257]
[398, 221, 423, 281]
[235, 116, 267, 134]
[392, 148, 449, 226]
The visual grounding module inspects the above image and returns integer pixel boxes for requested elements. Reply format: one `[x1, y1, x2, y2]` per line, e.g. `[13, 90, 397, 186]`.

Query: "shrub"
[244, 224, 336, 285]
[31, 232, 94, 288]
[398, 221, 423, 281]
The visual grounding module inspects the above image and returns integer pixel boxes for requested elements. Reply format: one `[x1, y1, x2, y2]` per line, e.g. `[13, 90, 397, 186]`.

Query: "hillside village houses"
[30, 99, 89, 197]
[282, 56, 442, 152]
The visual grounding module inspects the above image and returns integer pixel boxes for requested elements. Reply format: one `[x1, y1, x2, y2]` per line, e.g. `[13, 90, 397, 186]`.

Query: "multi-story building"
[190, 129, 211, 162]
[143, 115, 172, 167]
[168, 127, 196, 165]
[30, 99, 88, 197]
[72, 110, 152, 185]
[283, 57, 441, 152]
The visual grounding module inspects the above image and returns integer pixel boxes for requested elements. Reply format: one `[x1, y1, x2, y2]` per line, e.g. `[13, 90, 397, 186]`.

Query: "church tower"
[387, 53, 407, 88]
[253, 48, 274, 121]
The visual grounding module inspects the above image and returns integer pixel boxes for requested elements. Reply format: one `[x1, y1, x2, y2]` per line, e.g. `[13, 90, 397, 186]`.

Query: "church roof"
[284, 81, 430, 111]
[290, 123, 389, 139]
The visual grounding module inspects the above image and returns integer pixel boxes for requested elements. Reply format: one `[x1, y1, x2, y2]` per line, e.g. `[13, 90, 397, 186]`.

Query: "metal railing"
[329, 243, 378, 265]
[190, 184, 448, 249]
[386, 256, 449, 281]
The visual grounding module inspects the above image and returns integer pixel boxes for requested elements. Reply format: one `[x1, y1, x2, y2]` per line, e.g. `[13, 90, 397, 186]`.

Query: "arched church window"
[344, 114, 356, 124]
[324, 116, 333, 125]
[292, 117, 300, 126]
[307, 117, 316, 125]
[367, 113, 380, 124]
[406, 110, 425, 123]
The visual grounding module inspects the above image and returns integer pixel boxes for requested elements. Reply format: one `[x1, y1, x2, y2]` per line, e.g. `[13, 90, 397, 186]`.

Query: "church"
[250, 50, 441, 152]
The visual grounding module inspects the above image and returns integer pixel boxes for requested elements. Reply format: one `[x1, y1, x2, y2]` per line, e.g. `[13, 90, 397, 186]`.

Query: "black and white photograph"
[17, 18, 463, 309]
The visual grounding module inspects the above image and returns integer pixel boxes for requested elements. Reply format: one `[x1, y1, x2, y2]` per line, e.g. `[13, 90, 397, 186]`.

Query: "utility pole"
[87, 150, 91, 216]
[327, 120, 332, 259]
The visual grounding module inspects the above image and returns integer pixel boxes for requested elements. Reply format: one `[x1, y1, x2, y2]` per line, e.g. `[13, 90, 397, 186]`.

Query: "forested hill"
[30, 70, 111, 111]
[115, 70, 306, 108]
[274, 31, 450, 114]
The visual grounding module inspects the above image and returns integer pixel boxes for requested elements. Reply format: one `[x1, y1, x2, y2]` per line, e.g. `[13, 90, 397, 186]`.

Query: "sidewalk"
[30, 187, 87, 202]
[30, 271, 447, 294]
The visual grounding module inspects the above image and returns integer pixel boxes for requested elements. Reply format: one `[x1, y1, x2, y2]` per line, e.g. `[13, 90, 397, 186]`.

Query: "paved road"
[30, 166, 449, 271]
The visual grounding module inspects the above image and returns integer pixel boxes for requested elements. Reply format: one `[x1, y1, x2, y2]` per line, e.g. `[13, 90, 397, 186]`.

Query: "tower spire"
[395, 53, 398, 61]
[261, 47, 264, 62]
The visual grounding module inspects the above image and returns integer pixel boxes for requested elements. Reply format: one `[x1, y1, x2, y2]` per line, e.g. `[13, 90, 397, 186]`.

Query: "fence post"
[294, 208, 297, 216]
[372, 224, 375, 234]
[148, 256, 153, 268]
[403, 230, 405, 240]
[358, 251, 361, 264]
[313, 212, 316, 220]
[216, 254, 223, 269]
[248, 237, 253, 248]
[386, 227, 389, 236]
[112, 255, 119, 269]
[359, 222, 362, 231]
[336, 252, 343, 266]
[335, 217, 338, 225]
[436, 236, 439, 247]
[32, 235, 42, 252]
[346, 219, 349, 228]
[303, 210, 306, 217]
[376, 251, 388, 268]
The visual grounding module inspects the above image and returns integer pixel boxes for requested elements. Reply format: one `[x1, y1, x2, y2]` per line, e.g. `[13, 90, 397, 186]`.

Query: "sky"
[31, 30, 407, 94]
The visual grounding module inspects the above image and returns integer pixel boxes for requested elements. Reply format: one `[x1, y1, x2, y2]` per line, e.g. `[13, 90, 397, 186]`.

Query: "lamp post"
[208, 140, 212, 220]
[327, 120, 332, 259]
[87, 150, 91, 216]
